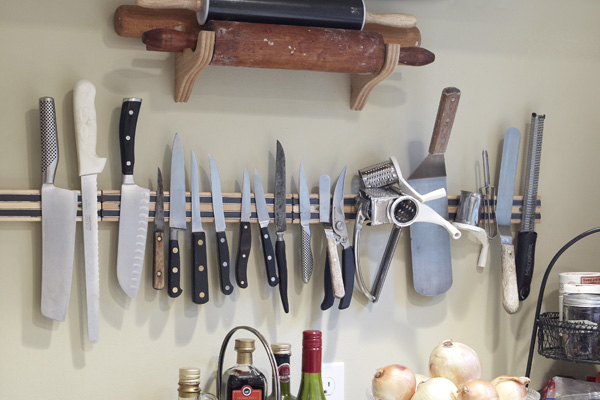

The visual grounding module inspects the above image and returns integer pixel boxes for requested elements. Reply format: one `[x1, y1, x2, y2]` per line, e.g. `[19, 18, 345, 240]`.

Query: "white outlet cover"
[322, 362, 344, 400]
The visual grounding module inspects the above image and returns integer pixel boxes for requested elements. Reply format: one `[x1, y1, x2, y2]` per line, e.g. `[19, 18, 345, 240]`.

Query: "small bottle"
[267, 343, 296, 400]
[178, 367, 217, 400]
[222, 338, 268, 400]
[296, 330, 326, 400]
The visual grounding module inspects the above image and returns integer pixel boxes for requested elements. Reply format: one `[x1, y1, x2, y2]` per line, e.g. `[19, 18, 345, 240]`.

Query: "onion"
[372, 364, 416, 400]
[429, 340, 482, 387]
[456, 379, 499, 400]
[491, 376, 530, 400]
[414, 374, 428, 389]
[411, 377, 457, 400]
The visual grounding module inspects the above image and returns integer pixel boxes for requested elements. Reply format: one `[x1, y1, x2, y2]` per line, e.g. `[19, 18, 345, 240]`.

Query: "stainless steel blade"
[81, 175, 100, 341]
[521, 114, 544, 232]
[332, 166, 349, 246]
[155, 168, 164, 232]
[209, 154, 226, 232]
[274, 140, 287, 234]
[299, 164, 313, 283]
[190, 151, 203, 233]
[241, 169, 251, 223]
[319, 175, 330, 224]
[253, 169, 270, 228]
[497, 127, 521, 240]
[299, 164, 310, 226]
[169, 134, 186, 230]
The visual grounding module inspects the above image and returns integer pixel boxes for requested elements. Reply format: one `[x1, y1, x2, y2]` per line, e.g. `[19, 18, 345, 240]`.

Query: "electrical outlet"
[322, 362, 344, 400]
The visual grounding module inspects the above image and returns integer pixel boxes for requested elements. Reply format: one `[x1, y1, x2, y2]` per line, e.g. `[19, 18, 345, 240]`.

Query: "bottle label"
[232, 385, 262, 400]
[278, 363, 291, 383]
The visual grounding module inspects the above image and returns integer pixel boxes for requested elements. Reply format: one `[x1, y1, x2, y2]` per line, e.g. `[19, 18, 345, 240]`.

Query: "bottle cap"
[235, 338, 256, 352]
[271, 343, 292, 355]
[179, 367, 201, 396]
[302, 330, 322, 348]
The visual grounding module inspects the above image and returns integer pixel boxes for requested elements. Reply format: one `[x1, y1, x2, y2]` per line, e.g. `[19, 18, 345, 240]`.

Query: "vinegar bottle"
[222, 338, 268, 400]
[296, 330, 326, 400]
[267, 343, 296, 400]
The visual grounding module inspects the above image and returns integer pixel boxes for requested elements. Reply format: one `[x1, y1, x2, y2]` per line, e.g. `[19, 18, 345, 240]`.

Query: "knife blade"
[516, 113, 545, 301]
[167, 133, 186, 298]
[274, 140, 289, 313]
[191, 150, 209, 304]
[39, 97, 78, 322]
[153, 168, 165, 289]
[319, 175, 335, 310]
[496, 127, 521, 314]
[235, 169, 252, 288]
[116, 98, 150, 299]
[209, 154, 233, 295]
[254, 169, 279, 287]
[73, 80, 106, 342]
[299, 164, 314, 283]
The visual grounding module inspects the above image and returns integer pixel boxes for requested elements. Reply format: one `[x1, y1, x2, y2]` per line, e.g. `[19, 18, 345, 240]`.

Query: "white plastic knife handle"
[40, 97, 58, 184]
[74, 80, 107, 176]
[501, 243, 519, 313]
[325, 231, 344, 298]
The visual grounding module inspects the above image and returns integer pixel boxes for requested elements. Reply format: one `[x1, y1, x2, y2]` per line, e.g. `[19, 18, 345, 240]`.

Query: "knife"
[496, 127, 521, 314]
[116, 98, 150, 299]
[153, 168, 165, 290]
[253, 169, 279, 287]
[274, 140, 289, 313]
[191, 151, 209, 303]
[39, 97, 78, 321]
[319, 174, 335, 310]
[73, 80, 106, 342]
[167, 133, 186, 298]
[235, 169, 252, 288]
[209, 154, 233, 295]
[299, 164, 314, 283]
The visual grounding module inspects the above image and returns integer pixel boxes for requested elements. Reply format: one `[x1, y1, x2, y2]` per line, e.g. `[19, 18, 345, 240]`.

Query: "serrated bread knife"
[191, 150, 209, 303]
[299, 164, 314, 283]
[73, 80, 107, 342]
[116, 98, 150, 299]
[168, 133, 186, 298]
[40, 97, 78, 321]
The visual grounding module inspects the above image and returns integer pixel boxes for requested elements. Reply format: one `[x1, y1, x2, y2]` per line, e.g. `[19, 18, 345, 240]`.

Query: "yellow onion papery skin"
[414, 374, 428, 390]
[456, 379, 499, 400]
[372, 364, 416, 400]
[490, 376, 530, 400]
[429, 340, 482, 387]
[410, 377, 457, 400]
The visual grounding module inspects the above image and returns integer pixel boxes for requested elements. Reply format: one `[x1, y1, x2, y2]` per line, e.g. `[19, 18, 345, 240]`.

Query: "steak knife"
[235, 169, 252, 288]
[319, 174, 336, 310]
[168, 133, 186, 298]
[299, 164, 314, 283]
[153, 168, 165, 290]
[254, 169, 279, 286]
[274, 140, 289, 313]
[191, 151, 209, 303]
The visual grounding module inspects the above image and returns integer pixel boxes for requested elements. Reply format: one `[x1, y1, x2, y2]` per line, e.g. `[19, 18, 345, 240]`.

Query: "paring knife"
[153, 168, 165, 290]
[235, 169, 252, 288]
[319, 175, 335, 310]
[496, 127, 521, 314]
[299, 164, 314, 283]
[39, 97, 78, 322]
[253, 169, 279, 287]
[116, 98, 150, 299]
[191, 151, 209, 303]
[73, 80, 107, 342]
[274, 140, 289, 313]
[209, 154, 233, 295]
[168, 133, 186, 298]
[517, 113, 545, 301]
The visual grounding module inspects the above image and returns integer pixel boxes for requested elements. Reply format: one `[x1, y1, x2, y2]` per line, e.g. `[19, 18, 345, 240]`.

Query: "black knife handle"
[276, 239, 289, 314]
[259, 226, 279, 286]
[216, 231, 233, 295]
[516, 231, 537, 301]
[168, 236, 182, 298]
[321, 255, 335, 311]
[235, 222, 252, 288]
[192, 231, 209, 304]
[338, 246, 356, 310]
[118, 98, 142, 176]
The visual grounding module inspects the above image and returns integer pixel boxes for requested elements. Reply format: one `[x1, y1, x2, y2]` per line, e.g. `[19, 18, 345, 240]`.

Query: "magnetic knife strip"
[0, 190, 541, 224]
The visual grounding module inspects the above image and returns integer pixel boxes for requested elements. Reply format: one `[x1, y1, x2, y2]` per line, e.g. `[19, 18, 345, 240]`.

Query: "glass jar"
[562, 293, 600, 360]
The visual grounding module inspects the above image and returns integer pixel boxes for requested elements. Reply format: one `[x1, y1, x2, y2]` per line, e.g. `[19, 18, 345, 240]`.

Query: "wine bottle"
[222, 338, 268, 400]
[296, 330, 326, 400]
[267, 343, 296, 400]
[178, 367, 217, 400]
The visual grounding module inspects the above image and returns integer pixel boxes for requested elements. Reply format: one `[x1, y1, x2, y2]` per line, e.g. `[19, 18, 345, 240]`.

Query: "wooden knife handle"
[114, 5, 200, 38]
[326, 235, 345, 298]
[153, 231, 165, 289]
[365, 12, 417, 29]
[429, 87, 461, 155]
[501, 243, 520, 314]
[137, 0, 203, 12]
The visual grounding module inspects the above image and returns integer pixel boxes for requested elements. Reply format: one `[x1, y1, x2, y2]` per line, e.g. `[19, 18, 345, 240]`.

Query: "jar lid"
[563, 284, 600, 294]
[564, 293, 600, 307]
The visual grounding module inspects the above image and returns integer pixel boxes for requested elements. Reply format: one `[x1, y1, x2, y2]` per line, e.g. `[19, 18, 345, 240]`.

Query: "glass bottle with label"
[222, 338, 268, 400]
[296, 330, 326, 400]
[267, 343, 296, 400]
[178, 367, 217, 400]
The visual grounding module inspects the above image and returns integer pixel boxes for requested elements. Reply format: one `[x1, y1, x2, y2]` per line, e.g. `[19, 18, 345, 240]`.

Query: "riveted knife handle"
[119, 98, 142, 176]
[39, 97, 59, 184]
[235, 222, 251, 288]
[216, 231, 233, 295]
[192, 231, 209, 304]
[152, 231, 165, 289]
[338, 246, 356, 310]
[168, 235, 182, 298]
[321, 256, 335, 311]
[430, 87, 460, 155]
[276, 239, 289, 313]
[259, 226, 279, 286]
[501, 243, 519, 313]
[516, 231, 537, 301]
[326, 235, 345, 298]
[301, 225, 314, 283]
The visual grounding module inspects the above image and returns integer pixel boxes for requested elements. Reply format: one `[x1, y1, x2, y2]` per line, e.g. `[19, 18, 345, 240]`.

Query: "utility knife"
[236, 169, 252, 288]
[274, 140, 289, 313]
[254, 169, 279, 287]
[153, 168, 165, 290]
[191, 151, 209, 303]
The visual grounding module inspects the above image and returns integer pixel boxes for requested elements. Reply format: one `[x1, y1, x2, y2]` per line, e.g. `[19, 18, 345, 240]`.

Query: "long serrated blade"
[253, 169, 270, 228]
[209, 154, 226, 232]
[497, 127, 521, 235]
[81, 174, 100, 342]
[241, 169, 251, 223]
[521, 114, 544, 232]
[155, 168, 164, 232]
[299, 164, 310, 226]
[169, 133, 186, 230]
[274, 140, 286, 233]
[319, 175, 330, 224]
[332, 166, 348, 242]
[190, 151, 203, 233]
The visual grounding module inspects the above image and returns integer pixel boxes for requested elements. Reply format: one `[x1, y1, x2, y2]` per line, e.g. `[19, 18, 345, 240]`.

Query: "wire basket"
[538, 312, 600, 364]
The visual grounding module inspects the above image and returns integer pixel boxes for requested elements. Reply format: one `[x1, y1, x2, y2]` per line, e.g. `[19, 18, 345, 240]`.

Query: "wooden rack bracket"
[174, 30, 216, 103]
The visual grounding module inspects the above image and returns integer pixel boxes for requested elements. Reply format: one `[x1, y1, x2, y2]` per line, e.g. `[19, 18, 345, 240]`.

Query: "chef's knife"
[191, 151, 209, 303]
[496, 127, 521, 314]
[253, 169, 279, 287]
[209, 154, 233, 295]
[408, 87, 461, 297]
[332, 166, 355, 310]
[319, 174, 335, 311]
[73, 80, 106, 342]
[235, 169, 252, 288]
[116, 98, 150, 299]
[167, 133, 186, 298]
[275, 140, 289, 313]
[516, 114, 545, 301]
[299, 164, 313, 283]
[39, 97, 78, 321]
[153, 168, 165, 290]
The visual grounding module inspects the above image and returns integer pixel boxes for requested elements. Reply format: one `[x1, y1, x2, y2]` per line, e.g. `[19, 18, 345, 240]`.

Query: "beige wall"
[2, 0, 600, 398]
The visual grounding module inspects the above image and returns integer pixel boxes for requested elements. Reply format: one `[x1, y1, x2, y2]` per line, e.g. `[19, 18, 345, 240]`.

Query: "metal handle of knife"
[216, 231, 233, 295]
[259, 226, 279, 286]
[429, 87, 461, 155]
[73, 80, 107, 176]
[276, 237, 289, 313]
[235, 222, 252, 288]
[338, 246, 356, 310]
[119, 98, 142, 176]
[516, 231, 537, 301]
[325, 233, 345, 298]
[192, 231, 209, 304]
[501, 243, 519, 314]
[301, 225, 314, 283]
[40, 97, 59, 184]
[168, 230, 182, 298]
[153, 231, 165, 289]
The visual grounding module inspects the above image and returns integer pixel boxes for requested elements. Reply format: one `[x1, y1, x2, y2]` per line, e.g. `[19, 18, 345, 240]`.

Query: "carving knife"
[274, 140, 289, 313]
[516, 114, 545, 301]
[299, 164, 313, 283]
[39, 97, 78, 321]
[153, 168, 165, 289]
[190, 151, 209, 303]
[496, 127, 521, 314]
[235, 169, 252, 288]
[408, 87, 460, 296]
[320, 174, 344, 304]
[209, 154, 233, 295]
[253, 169, 279, 287]
[168, 133, 186, 298]
[116, 98, 150, 299]
[73, 80, 106, 342]
[333, 166, 356, 310]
